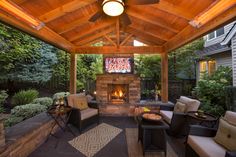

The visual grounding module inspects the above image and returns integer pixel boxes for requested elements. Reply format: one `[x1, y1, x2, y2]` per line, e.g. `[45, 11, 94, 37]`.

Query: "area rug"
[68, 123, 122, 157]
[125, 128, 178, 157]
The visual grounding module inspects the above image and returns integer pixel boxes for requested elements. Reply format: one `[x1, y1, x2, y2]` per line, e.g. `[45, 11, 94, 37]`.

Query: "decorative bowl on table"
[194, 111, 207, 119]
[141, 112, 162, 122]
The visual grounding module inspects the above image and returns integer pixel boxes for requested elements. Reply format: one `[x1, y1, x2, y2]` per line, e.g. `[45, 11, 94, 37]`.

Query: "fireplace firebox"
[108, 84, 129, 104]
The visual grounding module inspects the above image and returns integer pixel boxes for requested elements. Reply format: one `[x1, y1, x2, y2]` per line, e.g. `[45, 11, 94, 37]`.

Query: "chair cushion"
[75, 96, 88, 110]
[67, 94, 88, 110]
[224, 111, 236, 126]
[178, 96, 200, 112]
[174, 101, 187, 113]
[214, 118, 236, 151]
[188, 135, 226, 157]
[160, 110, 173, 124]
[81, 108, 98, 120]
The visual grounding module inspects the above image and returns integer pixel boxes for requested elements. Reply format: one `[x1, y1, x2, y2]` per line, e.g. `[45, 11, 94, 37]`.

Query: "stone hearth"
[96, 74, 140, 116]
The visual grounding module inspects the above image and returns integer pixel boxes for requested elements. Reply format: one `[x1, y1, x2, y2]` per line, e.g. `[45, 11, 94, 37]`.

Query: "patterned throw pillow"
[74, 96, 88, 110]
[214, 118, 236, 151]
[174, 101, 187, 113]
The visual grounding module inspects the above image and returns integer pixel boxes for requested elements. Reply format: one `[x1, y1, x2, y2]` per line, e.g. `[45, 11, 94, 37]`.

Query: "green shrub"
[11, 103, 47, 119]
[0, 90, 8, 113]
[195, 66, 232, 117]
[0, 90, 8, 105]
[33, 97, 53, 108]
[4, 115, 24, 128]
[12, 89, 39, 106]
[52, 92, 70, 100]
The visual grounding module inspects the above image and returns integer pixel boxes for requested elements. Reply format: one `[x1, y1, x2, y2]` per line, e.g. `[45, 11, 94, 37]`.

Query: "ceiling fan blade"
[89, 11, 103, 22]
[126, 0, 159, 5]
[120, 13, 132, 26]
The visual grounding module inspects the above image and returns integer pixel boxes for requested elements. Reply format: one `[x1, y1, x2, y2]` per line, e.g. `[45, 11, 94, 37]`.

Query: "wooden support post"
[70, 53, 77, 94]
[161, 52, 168, 103]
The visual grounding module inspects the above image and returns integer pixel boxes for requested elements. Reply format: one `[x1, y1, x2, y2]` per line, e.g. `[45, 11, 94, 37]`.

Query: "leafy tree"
[51, 49, 70, 88]
[0, 23, 57, 83]
[76, 54, 103, 91]
[135, 55, 161, 81]
[169, 38, 204, 80]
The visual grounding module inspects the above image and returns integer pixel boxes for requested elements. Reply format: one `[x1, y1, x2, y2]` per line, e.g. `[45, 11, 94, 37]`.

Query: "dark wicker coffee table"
[137, 115, 169, 156]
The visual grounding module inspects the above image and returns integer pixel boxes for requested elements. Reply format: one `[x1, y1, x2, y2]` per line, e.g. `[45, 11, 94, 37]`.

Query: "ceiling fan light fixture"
[102, 0, 124, 17]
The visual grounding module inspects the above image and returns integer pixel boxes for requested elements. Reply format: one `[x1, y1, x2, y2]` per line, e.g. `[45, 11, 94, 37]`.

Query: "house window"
[199, 60, 216, 78]
[216, 27, 224, 37]
[208, 60, 216, 75]
[207, 27, 224, 41]
[200, 61, 207, 72]
[208, 32, 215, 40]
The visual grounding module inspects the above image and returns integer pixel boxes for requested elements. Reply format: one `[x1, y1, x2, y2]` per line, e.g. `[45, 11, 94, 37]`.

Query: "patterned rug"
[125, 128, 178, 157]
[68, 123, 122, 157]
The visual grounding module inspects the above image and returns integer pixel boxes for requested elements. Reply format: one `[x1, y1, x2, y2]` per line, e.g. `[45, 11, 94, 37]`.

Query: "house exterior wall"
[197, 21, 236, 83]
[214, 52, 232, 68]
[196, 52, 232, 82]
[232, 35, 236, 86]
[204, 21, 236, 47]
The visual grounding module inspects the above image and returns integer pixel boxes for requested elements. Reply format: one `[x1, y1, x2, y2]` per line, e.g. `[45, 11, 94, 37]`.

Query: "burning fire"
[113, 89, 124, 98]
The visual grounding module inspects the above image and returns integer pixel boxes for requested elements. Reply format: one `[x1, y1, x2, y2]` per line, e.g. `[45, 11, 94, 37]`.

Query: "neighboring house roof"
[196, 22, 236, 57]
[195, 43, 231, 57]
[221, 22, 236, 46]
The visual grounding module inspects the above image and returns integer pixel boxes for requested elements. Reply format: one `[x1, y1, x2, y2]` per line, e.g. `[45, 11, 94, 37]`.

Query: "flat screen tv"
[104, 57, 133, 74]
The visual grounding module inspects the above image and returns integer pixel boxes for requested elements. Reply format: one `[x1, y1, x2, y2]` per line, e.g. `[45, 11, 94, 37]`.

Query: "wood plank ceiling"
[0, 0, 236, 54]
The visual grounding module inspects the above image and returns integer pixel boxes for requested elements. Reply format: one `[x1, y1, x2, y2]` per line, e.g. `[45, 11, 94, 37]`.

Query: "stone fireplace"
[96, 74, 141, 116]
[96, 74, 140, 104]
[95, 54, 140, 116]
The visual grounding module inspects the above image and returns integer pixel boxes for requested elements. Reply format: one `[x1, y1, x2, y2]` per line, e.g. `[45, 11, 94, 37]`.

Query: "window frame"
[207, 27, 225, 41]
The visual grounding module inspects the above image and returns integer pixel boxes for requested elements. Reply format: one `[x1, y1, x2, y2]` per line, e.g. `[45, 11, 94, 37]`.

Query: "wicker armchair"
[160, 96, 200, 137]
[67, 94, 99, 133]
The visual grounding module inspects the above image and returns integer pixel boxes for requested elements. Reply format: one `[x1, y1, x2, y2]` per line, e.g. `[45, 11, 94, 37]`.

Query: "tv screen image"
[105, 57, 132, 73]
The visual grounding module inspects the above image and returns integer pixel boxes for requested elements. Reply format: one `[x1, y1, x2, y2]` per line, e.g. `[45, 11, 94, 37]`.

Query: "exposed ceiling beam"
[120, 34, 133, 46]
[189, 0, 236, 28]
[127, 7, 179, 33]
[124, 27, 165, 45]
[73, 46, 164, 54]
[57, 16, 89, 34]
[129, 23, 170, 41]
[39, 0, 96, 23]
[0, 10, 74, 52]
[74, 27, 115, 46]
[104, 35, 116, 46]
[69, 21, 115, 42]
[116, 19, 120, 47]
[164, 5, 236, 52]
[153, 1, 195, 21]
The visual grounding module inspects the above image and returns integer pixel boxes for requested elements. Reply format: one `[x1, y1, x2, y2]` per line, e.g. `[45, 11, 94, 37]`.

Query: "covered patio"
[0, 0, 236, 157]
[0, 0, 235, 103]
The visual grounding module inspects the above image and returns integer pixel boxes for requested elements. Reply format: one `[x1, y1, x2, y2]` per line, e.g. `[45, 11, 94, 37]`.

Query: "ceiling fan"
[89, 0, 159, 26]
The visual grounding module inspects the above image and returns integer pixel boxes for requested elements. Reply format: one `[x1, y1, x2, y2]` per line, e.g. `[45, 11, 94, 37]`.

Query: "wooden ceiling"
[0, 0, 236, 54]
